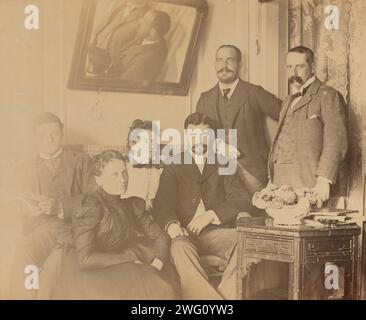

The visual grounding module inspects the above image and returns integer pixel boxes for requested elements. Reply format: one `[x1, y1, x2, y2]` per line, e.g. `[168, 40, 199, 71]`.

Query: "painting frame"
[68, 0, 208, 96]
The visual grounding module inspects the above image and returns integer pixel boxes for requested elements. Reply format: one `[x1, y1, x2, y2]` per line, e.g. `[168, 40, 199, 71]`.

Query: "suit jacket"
[152, 153, 261, 232]
[73, 189, 169, 270]
[269, 77, 348, 189]
[110, 40, 167, 81]
[196, 79, 281, 184]
[14, 146, 94, 222]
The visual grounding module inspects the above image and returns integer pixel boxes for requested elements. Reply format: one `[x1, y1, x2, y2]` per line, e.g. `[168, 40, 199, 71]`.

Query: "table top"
[236, 217, 361, 237]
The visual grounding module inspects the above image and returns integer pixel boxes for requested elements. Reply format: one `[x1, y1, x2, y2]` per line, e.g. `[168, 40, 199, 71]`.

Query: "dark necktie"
[292, 87, 308, 100]
[222, 88, 231, 101]
[41, 154, 62, 177]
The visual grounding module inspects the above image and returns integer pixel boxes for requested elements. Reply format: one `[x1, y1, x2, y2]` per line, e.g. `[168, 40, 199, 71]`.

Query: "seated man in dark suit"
[8, 112, 93, 299]
[152, 112, 261, 300]
[107, 9, 171, 81]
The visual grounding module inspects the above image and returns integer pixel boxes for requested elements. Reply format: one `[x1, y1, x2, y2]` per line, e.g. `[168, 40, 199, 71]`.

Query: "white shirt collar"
[292, 75, 316, 95]
[218, 78, 240, 100]
[39, 148, 63, 160]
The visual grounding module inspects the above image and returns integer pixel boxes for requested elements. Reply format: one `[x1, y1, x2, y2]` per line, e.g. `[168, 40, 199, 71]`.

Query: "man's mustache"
[289, 75, 304, 85]
[218, 68, 234, 74]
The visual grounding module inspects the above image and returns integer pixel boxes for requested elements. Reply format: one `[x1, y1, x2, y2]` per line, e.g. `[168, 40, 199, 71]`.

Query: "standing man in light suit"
[268, 45, 348, 300]
[269, 46, 348, 203]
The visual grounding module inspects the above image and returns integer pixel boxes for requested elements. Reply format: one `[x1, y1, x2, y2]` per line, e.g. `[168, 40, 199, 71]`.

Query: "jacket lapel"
[229, 80, 247, 129]
[62, 149, 77, 197]
[270, 77, 323, 160]
[213, 84, 223, 125]
[271, 95, 292, 147]
[30, 155, 41, 193]
[182, 151, 202, 183]
[291, 77, 322, 113]
[184, 151, 218, 183]
[188, 163, 202, 188]
[279, 95, 292, 125]
[213, 79, 249, 129]
[201, 162, 218, 183]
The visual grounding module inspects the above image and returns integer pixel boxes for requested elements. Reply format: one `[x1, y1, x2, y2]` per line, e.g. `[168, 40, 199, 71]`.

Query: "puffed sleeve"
[72, 194, 138, 270]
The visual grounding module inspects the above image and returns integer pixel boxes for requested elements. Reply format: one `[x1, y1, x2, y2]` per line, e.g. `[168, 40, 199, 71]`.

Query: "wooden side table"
[237, 217, 361, 300]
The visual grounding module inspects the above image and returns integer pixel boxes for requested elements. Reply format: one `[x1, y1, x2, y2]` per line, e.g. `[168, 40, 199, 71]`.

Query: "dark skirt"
[38, 247, 177, 300]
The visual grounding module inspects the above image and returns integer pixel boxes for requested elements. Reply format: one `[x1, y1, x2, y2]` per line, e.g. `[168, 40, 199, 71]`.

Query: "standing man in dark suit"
[8, 113, 93, 299]
[196, 45, 282, 195]
[152, 113, 260, 300]
[269, 46, 348, 203]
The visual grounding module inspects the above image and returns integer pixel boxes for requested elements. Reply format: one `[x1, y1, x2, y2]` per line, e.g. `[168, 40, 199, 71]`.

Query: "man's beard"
[289, 75, 304, 86]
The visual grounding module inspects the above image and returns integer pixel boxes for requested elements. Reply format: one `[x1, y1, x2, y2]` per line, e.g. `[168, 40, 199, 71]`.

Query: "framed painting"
[68, 0, 208, 95]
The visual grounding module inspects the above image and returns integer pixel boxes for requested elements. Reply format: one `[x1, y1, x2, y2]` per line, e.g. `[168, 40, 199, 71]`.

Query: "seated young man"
[8, 112, 93, 299]
[152, 112, 261, 300]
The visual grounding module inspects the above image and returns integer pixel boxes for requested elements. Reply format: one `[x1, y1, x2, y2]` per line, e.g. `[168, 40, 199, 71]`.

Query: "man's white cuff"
[208, 211, 221, 225]
[165, 220, 180, 232]
[57, 202, 64, 220]
[151, 258, 164, 271]
[317, 176, 332, 185]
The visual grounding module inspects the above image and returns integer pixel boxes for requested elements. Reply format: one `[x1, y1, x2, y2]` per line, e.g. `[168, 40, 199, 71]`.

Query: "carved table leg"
[288, 263, 294, 300]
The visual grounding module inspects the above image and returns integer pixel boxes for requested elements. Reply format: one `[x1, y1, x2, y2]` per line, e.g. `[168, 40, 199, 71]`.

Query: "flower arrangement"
[252, 184, 322, 225]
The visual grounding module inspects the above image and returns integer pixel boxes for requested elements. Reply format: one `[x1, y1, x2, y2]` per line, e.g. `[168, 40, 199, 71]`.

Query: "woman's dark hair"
[90, 150, 125, 177]
[127, 119, 153, 147]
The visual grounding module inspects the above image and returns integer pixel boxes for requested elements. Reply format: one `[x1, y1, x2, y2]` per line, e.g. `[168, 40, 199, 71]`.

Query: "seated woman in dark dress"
[38, 150, 176, 299]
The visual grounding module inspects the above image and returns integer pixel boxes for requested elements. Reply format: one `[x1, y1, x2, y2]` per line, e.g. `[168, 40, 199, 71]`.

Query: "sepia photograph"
[0, 0, 366, 310]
